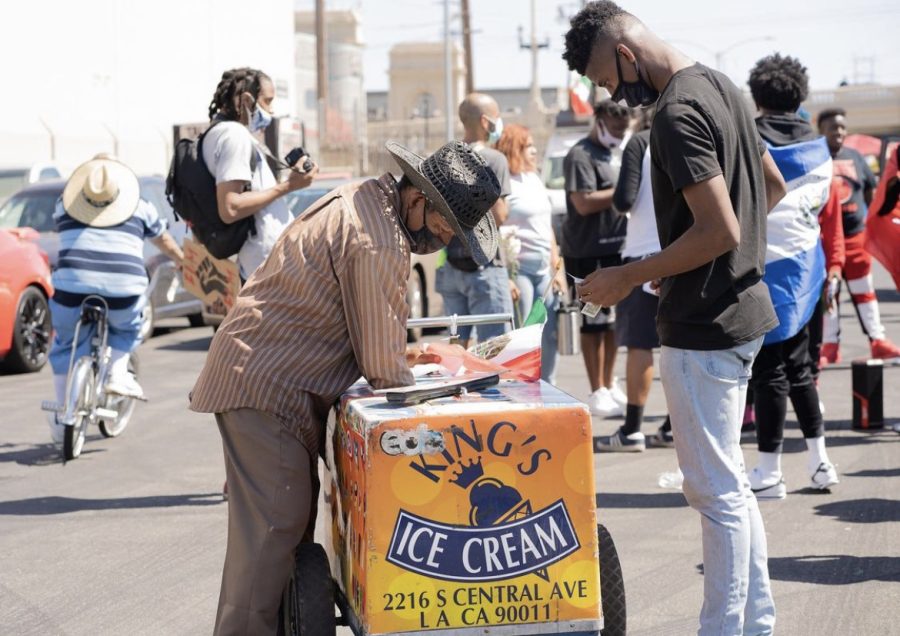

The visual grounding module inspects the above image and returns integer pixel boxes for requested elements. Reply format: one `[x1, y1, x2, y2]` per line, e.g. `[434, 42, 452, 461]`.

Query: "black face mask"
[611, 53, 659, 108]
[407, 224, 446, 254]
[405, 205, 447, 255]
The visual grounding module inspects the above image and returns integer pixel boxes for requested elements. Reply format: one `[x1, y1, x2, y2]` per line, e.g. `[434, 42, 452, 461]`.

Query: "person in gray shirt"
[435, 92, 514, 346]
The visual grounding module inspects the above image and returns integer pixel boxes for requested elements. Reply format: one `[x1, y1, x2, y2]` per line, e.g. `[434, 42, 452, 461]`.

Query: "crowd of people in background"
[35, 1, 900, 634]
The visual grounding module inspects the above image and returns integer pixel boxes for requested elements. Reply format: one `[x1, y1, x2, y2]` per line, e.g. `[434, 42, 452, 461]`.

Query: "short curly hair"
[817, 107, 847, 128]
[747, 54, 809, 112]
[562, 1, 629, 75]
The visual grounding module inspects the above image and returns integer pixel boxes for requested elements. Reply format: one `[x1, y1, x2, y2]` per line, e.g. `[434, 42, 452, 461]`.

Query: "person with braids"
[564, 3, 787, 633]
[745, 53, 843, 499]
[203, 67, 318, 281]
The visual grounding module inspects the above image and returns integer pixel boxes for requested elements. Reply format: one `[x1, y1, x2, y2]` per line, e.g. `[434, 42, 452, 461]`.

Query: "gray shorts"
[616, 277, 660, 350]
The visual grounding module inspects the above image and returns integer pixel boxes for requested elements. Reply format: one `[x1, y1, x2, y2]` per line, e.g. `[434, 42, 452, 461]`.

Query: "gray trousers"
[213, 408, 316, 636]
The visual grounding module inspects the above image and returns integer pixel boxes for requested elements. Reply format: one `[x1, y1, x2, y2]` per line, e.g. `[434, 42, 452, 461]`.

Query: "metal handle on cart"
[407, 313, 513, 345]
[407, 313, 513, 332]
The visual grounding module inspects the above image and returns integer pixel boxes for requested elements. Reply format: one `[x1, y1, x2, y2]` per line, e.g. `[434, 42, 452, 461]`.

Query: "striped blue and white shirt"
[51, 198, 166, 298]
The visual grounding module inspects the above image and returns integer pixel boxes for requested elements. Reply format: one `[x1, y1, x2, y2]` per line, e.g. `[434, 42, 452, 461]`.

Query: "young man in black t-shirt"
[562, 99, 631, 418]
[563, 3, 787, 633]
[817, 108, 900, 363]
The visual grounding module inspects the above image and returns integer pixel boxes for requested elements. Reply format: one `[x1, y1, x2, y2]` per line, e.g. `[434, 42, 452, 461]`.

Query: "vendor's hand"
[509, 279, 521, 303]
[577, 265, 636, 307]
[406, 345, 441, 367]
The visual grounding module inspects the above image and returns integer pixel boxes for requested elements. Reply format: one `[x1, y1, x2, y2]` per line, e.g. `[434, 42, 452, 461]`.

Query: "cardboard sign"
[181, 237, 241, 318]
[325, 380, 602, 635]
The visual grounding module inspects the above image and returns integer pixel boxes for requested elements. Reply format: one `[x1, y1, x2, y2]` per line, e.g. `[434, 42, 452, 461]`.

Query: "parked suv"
[0, 176, 204, 339]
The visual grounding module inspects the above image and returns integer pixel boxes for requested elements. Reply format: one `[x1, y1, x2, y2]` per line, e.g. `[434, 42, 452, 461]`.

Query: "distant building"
[295, 9, 366, 163]
[368, 86, 564, 122]
[385, 42, 466, 122]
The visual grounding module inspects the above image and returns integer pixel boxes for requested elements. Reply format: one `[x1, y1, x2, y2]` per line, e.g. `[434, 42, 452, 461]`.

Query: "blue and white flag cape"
[763, 136, 832, 345]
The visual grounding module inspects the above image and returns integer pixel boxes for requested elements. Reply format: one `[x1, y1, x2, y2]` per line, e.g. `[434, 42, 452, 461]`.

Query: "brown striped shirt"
[190, 174, 415, 453]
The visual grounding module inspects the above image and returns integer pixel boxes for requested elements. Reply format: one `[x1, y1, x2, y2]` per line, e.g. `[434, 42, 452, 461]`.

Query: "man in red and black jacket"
[817, 108, 900, 363]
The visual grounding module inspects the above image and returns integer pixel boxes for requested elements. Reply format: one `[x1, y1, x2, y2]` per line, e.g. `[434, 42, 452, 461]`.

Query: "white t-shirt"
[506, 171, 553, 273]
[621, 147, 661, 259]
[201, 121, 292, 278]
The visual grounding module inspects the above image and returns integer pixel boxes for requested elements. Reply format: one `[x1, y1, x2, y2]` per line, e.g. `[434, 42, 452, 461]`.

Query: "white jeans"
[660, 337, 775, 636]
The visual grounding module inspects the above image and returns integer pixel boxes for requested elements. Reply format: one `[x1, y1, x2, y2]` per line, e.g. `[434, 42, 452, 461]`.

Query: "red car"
[0, 227, 53, 372]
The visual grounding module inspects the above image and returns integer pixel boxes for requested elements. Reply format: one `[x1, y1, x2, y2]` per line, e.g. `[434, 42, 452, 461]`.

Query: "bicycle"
[42, 296, 141, 460]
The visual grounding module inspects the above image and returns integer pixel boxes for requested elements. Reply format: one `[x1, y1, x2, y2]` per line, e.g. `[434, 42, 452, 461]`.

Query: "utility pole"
[443, 0, 454, 142]
[316, 0, 327, 149]
[519, 0, 549, 116]
[461, 0, 474, 94]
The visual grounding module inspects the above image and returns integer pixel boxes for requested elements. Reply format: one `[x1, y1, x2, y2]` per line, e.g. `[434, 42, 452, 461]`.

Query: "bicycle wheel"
[598, 523, 627, 636]
[64, 358, 95, 460]
[99, 353, 140, 438]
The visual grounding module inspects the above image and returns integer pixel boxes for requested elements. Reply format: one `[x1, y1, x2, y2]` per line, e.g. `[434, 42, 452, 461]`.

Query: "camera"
[284, 146, 314, 173]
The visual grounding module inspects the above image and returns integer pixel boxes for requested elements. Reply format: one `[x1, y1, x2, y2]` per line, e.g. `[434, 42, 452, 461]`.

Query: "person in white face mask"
[562, 99, 632, 418]
[203, 67, 319, 281]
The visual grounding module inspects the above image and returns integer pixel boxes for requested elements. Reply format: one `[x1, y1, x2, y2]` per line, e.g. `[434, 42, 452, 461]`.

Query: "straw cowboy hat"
[62, 154, 140, 227]
[386, 140, 500, 266]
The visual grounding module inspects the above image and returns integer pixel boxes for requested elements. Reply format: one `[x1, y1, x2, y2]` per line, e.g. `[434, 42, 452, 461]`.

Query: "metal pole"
[316, 0, 328, 149]
[461, 0, 474, 94]
[529, 0, 541, 111]
[443, 0, 454, 142]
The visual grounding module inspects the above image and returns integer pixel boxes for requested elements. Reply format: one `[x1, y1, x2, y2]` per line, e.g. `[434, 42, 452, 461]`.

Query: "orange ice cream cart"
[280, 316, 626, 636]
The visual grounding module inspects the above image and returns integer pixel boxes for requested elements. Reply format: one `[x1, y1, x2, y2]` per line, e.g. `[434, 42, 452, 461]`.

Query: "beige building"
[804, 84, 900, 136]
[387, 42, 466, 122]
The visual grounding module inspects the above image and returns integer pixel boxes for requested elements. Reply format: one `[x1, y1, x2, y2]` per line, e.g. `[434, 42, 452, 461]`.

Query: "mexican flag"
[569, 73, 593, 116]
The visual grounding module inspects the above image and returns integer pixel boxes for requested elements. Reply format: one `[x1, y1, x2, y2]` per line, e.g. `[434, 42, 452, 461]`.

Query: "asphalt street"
[1, 263, 898, 636]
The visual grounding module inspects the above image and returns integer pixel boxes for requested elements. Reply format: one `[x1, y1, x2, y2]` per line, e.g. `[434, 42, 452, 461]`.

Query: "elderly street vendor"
[190, 140, 502, 635]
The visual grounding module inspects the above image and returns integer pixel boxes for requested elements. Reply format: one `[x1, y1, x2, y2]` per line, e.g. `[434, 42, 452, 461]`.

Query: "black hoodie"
[755, 112, 818, 147]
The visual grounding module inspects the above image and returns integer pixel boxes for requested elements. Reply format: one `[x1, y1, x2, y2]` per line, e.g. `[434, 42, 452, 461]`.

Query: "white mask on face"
[596, 120, 625, 150]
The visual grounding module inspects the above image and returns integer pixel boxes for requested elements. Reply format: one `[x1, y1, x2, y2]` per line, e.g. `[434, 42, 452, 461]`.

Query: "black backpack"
[165, 121, 257, 259]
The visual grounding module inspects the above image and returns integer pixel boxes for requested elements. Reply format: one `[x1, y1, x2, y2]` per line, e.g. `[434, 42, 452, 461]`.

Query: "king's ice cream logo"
[385, 421, 580, 582]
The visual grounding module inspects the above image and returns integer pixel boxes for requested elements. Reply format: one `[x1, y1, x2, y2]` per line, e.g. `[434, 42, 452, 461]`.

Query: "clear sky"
[296, 0, 900, 93]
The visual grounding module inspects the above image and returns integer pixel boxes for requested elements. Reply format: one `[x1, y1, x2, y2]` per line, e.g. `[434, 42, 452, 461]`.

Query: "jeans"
[659, 337, 775, 636]
[513, 255, 559, 383]
[435, 263, 513, 342]
[48, 296, 145, 376]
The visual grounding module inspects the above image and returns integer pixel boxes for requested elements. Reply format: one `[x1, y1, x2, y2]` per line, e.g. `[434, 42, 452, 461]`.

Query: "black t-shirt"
[613, 130, 650, 212]
[650, 63, 777, 350]
[832, 146, 876, 237]
[561, 137, 626, 258]
[446, 145, 511, 269]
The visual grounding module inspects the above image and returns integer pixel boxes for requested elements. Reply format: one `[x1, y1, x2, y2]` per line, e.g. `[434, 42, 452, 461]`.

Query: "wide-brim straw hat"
[62, 155, 139, 227]
[386, 140, 500, 266]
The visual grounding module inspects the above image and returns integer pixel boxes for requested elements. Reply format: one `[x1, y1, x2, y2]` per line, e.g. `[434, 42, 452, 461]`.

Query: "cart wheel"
[281, 543, 336, 636]
[598, 524, 626, 636]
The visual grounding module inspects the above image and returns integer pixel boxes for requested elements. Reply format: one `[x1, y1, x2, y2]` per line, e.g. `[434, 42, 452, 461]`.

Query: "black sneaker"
[595, 428, 646, 452]
[647, 426, 674, 448]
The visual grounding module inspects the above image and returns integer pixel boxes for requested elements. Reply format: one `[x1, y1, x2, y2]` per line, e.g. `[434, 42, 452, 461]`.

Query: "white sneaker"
[609, 378, 628, 408]
[588, 388, 623, 418]
[46, 412, 64, 444]
[810, 462, 839, 490]
[748, 466, 786, 499]
[106, 373, 145, 399]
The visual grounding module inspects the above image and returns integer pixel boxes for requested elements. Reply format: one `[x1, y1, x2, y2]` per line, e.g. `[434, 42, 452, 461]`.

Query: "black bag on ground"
[165, 122, 257, 259]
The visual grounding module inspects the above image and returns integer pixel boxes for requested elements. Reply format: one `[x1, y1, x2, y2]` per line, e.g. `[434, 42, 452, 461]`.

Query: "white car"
[0, 163, 62, 204]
